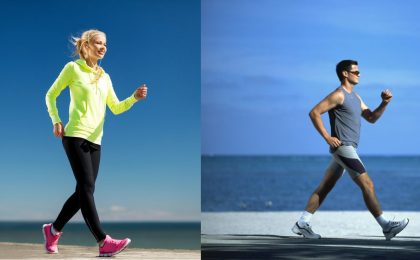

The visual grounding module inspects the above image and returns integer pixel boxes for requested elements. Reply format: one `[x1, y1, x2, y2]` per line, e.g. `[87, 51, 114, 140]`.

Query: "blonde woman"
[43, 29, 147, 257]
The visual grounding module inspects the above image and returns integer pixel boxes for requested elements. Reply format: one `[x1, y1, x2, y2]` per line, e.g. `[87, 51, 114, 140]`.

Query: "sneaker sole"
[42, 224, 58, 254]
[384, 219, 409, 241]
[99, 239, 131, 257]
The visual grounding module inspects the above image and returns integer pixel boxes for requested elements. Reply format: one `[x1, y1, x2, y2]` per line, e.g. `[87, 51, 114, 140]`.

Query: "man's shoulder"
[328, 87, 345, 105]
[330, 87, 345, 98]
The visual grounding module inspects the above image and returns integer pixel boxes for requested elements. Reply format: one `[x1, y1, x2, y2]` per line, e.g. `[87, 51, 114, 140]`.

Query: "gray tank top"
[328, 86, 361, 148]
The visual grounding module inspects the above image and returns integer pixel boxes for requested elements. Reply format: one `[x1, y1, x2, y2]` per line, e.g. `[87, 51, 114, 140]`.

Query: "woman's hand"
[134, 84, 148, 100]
[53, 122, 65, 137]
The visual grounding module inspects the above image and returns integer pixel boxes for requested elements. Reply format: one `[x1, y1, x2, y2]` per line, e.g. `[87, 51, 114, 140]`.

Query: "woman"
[43, 29, 147, 257]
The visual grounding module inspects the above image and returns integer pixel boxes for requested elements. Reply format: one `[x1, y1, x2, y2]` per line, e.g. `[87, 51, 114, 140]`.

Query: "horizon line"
[202, 154, 420, 157]
[0, 220, 200, 223]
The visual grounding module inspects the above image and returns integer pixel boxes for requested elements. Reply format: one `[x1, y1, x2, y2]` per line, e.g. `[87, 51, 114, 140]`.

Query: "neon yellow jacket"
[46, 59, 138, 145]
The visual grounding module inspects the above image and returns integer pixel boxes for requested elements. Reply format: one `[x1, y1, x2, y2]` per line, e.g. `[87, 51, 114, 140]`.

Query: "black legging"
[52, 136, 106, 242]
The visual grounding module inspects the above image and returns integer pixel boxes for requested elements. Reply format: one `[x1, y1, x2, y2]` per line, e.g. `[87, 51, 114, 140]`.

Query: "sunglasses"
[347, 70, 360, 76]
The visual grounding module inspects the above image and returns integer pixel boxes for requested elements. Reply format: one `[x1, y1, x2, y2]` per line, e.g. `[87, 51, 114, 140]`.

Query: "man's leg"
[332, 146, 383, 217]
[352, 172, 409, 240]
[333, 145, 409, 240]
[304, 161, 344, 213]
[353, 173, 382, 217]
[292, 160, 344, 239]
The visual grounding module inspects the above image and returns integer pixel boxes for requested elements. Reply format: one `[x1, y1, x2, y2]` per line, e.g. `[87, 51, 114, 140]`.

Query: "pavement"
[201, 211, 420, 259]
[0, 242, 200, 259]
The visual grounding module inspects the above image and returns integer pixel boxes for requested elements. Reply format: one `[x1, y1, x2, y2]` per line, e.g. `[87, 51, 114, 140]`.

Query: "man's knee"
[358, 173, 375, 191]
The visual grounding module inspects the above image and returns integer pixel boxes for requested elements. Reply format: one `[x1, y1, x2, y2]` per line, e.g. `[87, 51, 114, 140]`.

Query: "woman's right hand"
[134, 84, 148, 100]
[53, 122, 65, 137]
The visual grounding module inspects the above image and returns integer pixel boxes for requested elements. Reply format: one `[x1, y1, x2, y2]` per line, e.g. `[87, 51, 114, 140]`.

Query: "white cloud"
[109, 205, 127, 213]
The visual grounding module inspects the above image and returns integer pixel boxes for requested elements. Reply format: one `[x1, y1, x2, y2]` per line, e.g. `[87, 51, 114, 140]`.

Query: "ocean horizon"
[0, 221, 200, 250]
[202, 155, 420, 212]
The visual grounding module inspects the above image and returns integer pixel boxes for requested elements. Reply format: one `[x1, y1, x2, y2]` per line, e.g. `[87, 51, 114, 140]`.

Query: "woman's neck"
[85, 58, 98, 69]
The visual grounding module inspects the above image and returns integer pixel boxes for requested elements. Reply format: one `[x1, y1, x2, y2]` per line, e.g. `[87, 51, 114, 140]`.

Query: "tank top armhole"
[336, 87, 345, 106]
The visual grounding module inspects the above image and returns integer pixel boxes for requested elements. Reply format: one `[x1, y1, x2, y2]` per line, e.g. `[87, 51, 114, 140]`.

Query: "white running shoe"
[383, 218, 409, 241]
[292, 222, 321, 239]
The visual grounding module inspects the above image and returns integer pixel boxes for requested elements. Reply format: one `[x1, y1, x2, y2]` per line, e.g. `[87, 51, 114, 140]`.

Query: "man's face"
[345, 64, 360, 85]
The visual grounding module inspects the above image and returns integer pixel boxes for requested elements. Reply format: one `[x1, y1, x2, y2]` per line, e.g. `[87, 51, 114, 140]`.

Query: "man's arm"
[359, 89, 392, 124]
[309, 90, 344, 148]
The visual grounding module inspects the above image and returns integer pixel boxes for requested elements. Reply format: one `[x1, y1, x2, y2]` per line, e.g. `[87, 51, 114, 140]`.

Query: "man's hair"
[336, 60, 358, 82]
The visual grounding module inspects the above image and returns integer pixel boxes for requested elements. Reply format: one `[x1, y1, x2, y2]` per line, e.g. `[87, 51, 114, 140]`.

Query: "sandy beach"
[0, 242, 200, 260]
[202, 211, 420, 259]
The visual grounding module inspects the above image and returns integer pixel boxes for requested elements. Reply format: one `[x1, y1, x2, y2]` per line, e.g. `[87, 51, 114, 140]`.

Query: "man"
[292, 60, 408, 240]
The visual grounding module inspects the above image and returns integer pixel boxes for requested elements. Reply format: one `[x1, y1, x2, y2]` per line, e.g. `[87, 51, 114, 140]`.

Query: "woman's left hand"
[134, 84, 148, 100]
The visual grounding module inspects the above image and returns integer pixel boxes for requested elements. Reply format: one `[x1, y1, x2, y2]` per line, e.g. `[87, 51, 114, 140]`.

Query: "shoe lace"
[109, 237, 121, 246]
[389, 217, 400, 226]
[304, 223, 315, 233]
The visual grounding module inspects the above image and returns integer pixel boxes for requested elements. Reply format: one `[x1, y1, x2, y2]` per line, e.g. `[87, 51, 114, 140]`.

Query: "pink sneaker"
[99, 235, 131, 257]
[42, 223, 62, 254]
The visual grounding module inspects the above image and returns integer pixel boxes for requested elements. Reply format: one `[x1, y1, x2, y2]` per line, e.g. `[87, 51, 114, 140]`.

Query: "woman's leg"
[52, 191, 80, 232]
[52, 141, 102, 232]
[58, 136, 106, 242]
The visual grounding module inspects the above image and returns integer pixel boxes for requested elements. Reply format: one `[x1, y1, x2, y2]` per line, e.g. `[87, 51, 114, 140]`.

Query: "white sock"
[298, 211, 313, 225]
[375, 214, 389, 229]
[50, 224, 58, 236]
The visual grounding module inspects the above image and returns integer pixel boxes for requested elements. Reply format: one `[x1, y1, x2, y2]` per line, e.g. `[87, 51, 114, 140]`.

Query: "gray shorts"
[328, 145, 366, 179]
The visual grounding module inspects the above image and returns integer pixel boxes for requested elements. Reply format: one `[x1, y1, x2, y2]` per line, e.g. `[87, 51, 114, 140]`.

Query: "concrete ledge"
[0, 242, 200, 259]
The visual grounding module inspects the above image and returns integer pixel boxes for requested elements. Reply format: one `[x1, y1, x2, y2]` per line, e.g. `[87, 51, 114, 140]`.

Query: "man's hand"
[326, 136, 342, 148]
[381, 89, 392, 103]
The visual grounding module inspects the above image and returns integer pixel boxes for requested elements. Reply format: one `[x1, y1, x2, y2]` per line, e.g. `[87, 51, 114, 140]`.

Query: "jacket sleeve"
[45, 62, 74, 124]
[106, 75, 138, 115]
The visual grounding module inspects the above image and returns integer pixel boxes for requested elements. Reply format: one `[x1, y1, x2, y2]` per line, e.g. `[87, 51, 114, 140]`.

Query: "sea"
[202, 155, 420, 212]
[0, 222, 200, 250]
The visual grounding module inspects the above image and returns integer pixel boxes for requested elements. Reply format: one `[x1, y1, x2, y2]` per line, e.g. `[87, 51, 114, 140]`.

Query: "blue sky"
[0, 0, 200, 221]
[202, 0, 420, 155]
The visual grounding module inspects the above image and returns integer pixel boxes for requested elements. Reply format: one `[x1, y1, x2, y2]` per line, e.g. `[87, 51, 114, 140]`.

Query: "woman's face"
[87, 34, 107, 60]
